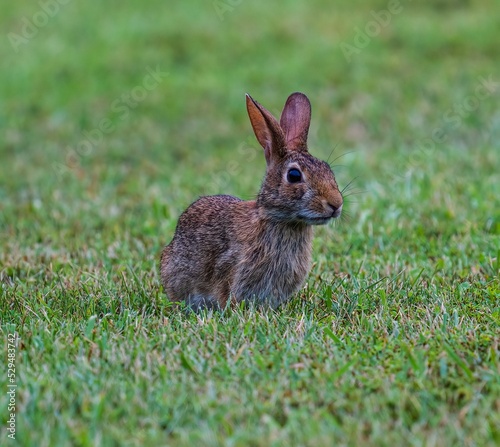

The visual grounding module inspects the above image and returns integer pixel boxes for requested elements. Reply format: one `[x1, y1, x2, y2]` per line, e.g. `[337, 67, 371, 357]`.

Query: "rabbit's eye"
[287, 168, 302, 183]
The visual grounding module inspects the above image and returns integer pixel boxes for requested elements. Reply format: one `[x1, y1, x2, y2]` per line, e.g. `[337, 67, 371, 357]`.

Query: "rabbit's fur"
[161, 92, 343, 309]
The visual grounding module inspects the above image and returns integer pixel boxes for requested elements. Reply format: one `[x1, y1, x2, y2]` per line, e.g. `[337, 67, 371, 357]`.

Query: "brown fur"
[160, 93, 343, 309]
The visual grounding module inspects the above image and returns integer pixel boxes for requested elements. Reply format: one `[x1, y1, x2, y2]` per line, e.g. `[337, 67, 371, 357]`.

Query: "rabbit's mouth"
[299, 207, 342, 225]
[298, 215, 334, 225]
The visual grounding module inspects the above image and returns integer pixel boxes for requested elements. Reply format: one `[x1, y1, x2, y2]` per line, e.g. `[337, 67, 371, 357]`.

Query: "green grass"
[1, 0, 499, 446]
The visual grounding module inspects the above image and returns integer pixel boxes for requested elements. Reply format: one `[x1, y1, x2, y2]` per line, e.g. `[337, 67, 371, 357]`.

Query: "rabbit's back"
[160, 195, 242, 308]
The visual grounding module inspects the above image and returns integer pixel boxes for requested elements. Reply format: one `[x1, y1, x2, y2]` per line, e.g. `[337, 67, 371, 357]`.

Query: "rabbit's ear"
[280, 92, 311, 152]
[246, 94, 286, 164]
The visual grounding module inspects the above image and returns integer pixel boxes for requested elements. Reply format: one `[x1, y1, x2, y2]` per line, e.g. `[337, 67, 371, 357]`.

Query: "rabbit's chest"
[233, 227, 313, 306]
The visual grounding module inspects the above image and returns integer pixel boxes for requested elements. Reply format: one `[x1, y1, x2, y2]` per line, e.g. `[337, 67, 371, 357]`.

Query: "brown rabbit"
[160, 92, 343, 310]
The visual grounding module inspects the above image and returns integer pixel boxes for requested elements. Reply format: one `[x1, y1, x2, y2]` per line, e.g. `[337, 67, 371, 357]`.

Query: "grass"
[1, 0, 499, 446]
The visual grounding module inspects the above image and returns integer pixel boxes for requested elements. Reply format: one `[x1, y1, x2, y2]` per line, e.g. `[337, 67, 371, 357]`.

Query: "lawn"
[1, 1, 499, 446]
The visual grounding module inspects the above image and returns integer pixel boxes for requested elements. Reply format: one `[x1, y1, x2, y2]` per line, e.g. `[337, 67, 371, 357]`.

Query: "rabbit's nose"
[327, 203, 342, 218]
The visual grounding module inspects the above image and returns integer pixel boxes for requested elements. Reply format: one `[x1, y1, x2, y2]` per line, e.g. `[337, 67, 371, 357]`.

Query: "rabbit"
[160, 92, 343, 310]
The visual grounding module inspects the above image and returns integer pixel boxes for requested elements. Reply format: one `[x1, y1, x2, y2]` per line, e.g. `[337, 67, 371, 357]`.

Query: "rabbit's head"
[246, 92, 343, 225]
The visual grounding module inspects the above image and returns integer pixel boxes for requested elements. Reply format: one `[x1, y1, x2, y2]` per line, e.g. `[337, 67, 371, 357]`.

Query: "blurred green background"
[2, 0, 498, 214]
[1, 1, 499, 446]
